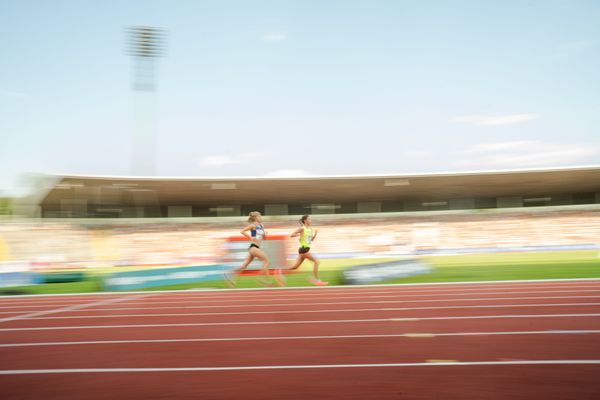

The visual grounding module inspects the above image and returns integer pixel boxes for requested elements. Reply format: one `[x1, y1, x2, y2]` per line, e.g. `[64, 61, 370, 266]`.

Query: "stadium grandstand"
[1, 166, 599, 269]
[14, 165, 600, 218]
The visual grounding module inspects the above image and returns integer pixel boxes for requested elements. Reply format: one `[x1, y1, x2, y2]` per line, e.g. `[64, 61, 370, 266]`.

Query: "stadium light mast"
[126, 26, 167, 176]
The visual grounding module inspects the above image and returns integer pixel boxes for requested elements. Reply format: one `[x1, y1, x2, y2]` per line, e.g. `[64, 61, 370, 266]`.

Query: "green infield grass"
[1, 250, 598, 295]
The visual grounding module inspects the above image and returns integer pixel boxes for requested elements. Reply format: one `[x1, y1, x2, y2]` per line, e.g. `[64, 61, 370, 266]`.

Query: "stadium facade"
[23, 166, 600, 218]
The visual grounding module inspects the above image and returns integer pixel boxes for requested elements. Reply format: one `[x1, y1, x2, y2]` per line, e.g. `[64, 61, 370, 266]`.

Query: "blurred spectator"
[0, 208, 599, 270]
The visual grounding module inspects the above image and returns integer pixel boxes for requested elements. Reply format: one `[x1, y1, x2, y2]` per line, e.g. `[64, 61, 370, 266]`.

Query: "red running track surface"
[1, 279, 600, 399]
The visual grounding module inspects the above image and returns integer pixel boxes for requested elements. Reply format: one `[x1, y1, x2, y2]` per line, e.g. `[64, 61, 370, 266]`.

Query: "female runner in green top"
[289, 214, 328, 286]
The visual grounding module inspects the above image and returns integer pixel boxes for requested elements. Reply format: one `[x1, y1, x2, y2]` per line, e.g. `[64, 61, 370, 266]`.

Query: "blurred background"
[1, 0, 600, 293]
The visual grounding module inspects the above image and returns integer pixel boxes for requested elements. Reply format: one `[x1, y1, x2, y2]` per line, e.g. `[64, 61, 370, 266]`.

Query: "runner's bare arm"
[240, 224, 255, 239]
[290, 227, 303, 238]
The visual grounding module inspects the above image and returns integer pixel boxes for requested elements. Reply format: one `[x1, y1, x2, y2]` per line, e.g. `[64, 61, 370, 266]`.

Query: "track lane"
[5, 364, 598, 400]
[2, 280, 600, 399]
[2, 333, 600, 369]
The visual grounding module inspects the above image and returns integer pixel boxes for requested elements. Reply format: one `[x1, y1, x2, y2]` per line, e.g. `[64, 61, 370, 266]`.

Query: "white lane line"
[142, 283, 600, 299]
[1, 313, 599, 331]
[95, 289, 600, 305]
[2, 282, 600, 306]
[43, 295, 600, 312]
[1, 360, 599, 374]
[21, 302, 600, 320]
[0, 296, 132, 305]
[5, 293, 600, 313]
[2, 285, 599, 304]
[2, 330, 600, 348]
[132, 289, 600, 303]
[1, 277, 599, 299]
[2, 289, 598, 310]
[0, 294, 155, 323]
[0, 304, 110, 309]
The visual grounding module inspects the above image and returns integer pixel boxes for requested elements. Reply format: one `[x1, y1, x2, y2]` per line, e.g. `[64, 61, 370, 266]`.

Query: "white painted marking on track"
[0, 294, 155, 323]
[0, 360, 599, 374]
[142, 283, 600, 300]
[65, 289, 600, 305]
[391, 313, 600, 321]
[1, 330, 599, 348]
[0, 277, 598, 299]
[1, 313, 599, 331]
[31, 295, 600, 313]
[20, 302, 600, 320]
[16, 285, 600, 308]
[2, 283, 598, 307]
[7, 288, 597, 309]
[0, 296, 137, 305]
[5, 291, 600, 311]
[0, 304, 96, 309]
[5, 292, 600, 314]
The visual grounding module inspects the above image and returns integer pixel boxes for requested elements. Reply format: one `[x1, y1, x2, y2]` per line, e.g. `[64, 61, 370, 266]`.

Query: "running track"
[1, 279, 600, 399]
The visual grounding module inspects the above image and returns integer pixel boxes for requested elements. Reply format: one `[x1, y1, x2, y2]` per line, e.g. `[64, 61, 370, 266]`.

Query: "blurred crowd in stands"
[1, 209, 599, 271]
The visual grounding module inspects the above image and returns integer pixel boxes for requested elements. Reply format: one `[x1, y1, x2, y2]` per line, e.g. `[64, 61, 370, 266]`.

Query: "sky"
[1, 0, 599, 196]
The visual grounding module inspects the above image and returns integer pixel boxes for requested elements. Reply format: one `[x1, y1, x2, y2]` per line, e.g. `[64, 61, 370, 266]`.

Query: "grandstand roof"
[38, 166, 600, 206]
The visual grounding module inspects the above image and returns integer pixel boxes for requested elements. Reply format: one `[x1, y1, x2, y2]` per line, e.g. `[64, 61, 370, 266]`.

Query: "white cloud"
[455, 140, 598, 168]
[265, 169, 312, 177]
[262, 32, 288, 42]
[450, 113, 541, 126]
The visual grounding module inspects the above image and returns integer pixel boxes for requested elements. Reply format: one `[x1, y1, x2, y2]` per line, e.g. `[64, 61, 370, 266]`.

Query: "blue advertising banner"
[104, 265, 227, 291]
[0, 272, 42, 288]
[343, 259, 433, 285]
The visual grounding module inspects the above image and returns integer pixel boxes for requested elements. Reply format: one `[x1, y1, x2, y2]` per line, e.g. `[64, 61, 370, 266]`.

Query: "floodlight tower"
[126, 26, 167, 176]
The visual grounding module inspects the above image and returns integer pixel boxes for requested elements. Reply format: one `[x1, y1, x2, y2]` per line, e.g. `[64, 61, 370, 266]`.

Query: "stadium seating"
[0, 208, 599, 269]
